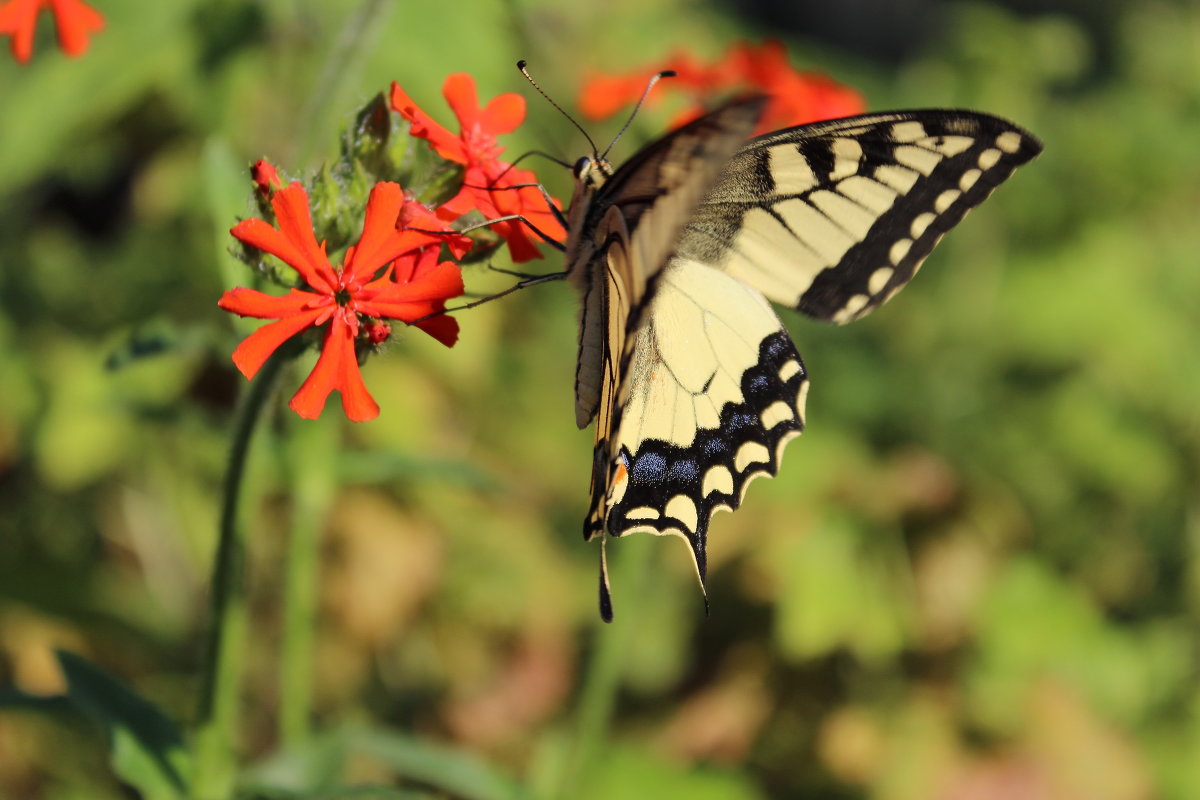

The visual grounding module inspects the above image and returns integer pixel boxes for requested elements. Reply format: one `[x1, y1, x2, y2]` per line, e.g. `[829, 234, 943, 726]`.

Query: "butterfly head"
[573, 154, 614, 190]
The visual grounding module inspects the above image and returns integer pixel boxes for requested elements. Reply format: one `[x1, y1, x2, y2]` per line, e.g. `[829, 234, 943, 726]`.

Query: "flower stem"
[191, 346, 293, 800]
[294, 0, 396, 166]
[279, 414, 337, 748]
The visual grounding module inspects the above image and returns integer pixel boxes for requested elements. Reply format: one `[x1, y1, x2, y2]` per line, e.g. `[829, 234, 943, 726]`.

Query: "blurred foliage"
[1, 0, 1198, 799]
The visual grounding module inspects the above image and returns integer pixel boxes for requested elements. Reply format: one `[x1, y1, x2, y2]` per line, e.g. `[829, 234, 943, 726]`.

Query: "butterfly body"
[562, 97, 1041, 621]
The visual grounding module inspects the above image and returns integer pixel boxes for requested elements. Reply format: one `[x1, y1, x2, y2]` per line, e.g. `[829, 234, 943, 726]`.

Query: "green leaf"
[56, 650, 191, 800]
[242, 788, 437, 800]
[345, 726, 527, 800]
[579, 744, 766, 800]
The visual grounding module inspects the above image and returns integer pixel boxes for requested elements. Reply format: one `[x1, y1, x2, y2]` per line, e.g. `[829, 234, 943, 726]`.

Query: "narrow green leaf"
[56, 650, 191, 800]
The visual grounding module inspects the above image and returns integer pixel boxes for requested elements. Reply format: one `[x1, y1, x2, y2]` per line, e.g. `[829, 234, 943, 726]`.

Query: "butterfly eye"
[573, 156, 592, 179]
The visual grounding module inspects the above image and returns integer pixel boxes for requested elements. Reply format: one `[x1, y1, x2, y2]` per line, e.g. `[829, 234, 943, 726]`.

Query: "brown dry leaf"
[818, 706, 888, 785]
[0, 607, 84, 695]
[314, 490, 445, 706]
[442, 629, 572, 748]
[884, 448, 961, 516]
[938, 753, 1053, 800]
[657, 649, 771, 763]
[913, 533, 993, 650]
[1024, 679, 1153, 800]
[323, 489, 444, 647]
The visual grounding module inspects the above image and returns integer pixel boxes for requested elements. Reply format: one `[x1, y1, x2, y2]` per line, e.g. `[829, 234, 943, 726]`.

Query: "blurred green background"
[1, 0, 1198, 798]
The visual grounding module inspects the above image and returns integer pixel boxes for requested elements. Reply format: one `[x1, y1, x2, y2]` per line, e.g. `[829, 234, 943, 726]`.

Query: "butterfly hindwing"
[599, 257, 808, 591]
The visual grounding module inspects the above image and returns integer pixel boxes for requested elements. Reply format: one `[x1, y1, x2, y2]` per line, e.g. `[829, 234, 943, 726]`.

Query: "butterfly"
[555, 93, 1041, 621]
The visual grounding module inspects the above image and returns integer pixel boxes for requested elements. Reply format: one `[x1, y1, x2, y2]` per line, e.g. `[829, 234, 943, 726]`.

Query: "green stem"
[554, 539, 657, 800]
[192, 347, 292, 800]
[279, 414, 337, 748]
[294, 0, 396, 166]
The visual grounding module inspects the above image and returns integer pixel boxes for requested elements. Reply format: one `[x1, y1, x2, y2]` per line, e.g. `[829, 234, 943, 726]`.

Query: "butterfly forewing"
[568, 97, 768, 430]
[677, 111, 1043, 323]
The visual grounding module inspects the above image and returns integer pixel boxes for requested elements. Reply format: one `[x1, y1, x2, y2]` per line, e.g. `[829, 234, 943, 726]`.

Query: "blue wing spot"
[630, 452, 668, 484]
[668, 459, 699, 484]
[746, 374, 771, 398]
[727, 411, 757, 432]
[700, 436, 728, 458]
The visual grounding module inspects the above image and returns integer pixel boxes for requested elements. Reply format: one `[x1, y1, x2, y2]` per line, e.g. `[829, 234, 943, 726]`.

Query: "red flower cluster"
[391, 74, 567, 262]
[219, 181, 467, 422]
[579, 40, 865, 135]
[0, 0, 103, 63]
[220, 75, 568, 422]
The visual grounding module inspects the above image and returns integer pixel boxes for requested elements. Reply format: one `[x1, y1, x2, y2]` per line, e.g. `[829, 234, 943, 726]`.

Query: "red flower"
[579, 40, 865, 135]
[0, 0, 104, 64]
[219, 181, 464, 422]
[251, 159, 282, 196]
[391, 74, 566, 262]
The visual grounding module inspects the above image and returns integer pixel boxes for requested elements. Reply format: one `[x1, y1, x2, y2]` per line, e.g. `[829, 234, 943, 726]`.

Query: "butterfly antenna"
[599, 69, 677, 161]
[518, 60, 601, 158]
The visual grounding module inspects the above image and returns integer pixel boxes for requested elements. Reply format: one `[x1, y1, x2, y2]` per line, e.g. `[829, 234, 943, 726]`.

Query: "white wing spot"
[931, 135, 975, 157]
[958, 169, 981, 192]
[796, 381, 810, 418]
[889, 237, 913, 265]
[890, 121, 927, 142]
[702, 465, 734, 498]
[868, 266, 894, 295]
[625, 506, 660, 521]
[996, 131, 1022, 154]
[833, 293, 871, 324]
[874, 165, 920, 193]
[910, 212, 936, 239]
[760, 401, 794, 430]
[778, 359, 802, 382]
[735, 441, 771, 472]
[894, 145, 942, 176]
[935, 189, 961, 213]
[665, 494, 699, 533]
[978, 148, 1002, 170]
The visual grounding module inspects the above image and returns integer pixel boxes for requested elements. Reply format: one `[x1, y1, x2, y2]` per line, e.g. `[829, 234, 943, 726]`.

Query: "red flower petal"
[231, 185, 338, 294]
[229, 305, 326, 380]
[414, 314, 459, 347]
[442, 73, 481, 129]
[399, 201, 472, 260]
[359, 260, 464, 316]
[576, 41, 864, 135]
[578, 70, 659, 120]
[270, 183, 339, 292]
[289, 314, 380, 422]
[479, 90, 526, 136]
[390, 81, 466, 164]
[469, 163, 566, 263]
[342, 181, 406, 285]
[51, 0, 103, 58]
[0, 0, 40, 63]
[218, 287, 320, 319]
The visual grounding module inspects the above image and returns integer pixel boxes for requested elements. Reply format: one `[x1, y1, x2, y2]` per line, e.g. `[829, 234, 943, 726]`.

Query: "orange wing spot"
[608, 455, 631, 507]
